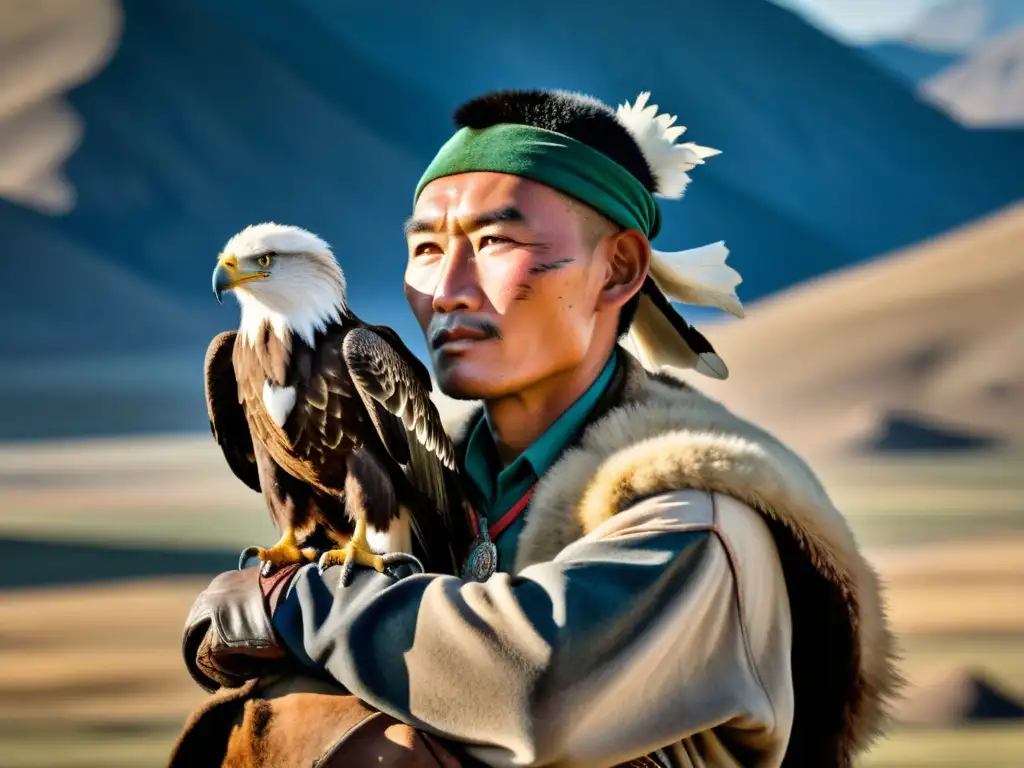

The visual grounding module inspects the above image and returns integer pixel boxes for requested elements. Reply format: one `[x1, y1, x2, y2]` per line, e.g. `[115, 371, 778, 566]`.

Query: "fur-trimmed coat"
[265, 352, 901, 767]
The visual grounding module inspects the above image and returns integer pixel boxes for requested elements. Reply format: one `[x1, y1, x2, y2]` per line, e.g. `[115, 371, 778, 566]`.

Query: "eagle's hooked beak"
[212, 254, 267, 303]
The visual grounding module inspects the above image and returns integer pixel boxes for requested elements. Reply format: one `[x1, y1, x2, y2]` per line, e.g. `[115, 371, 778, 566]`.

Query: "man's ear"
[598, 229, 651, 312]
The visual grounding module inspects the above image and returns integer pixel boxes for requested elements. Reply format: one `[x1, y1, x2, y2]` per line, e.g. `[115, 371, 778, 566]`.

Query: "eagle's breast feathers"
[232, 320, 365, 494]
[205, 307, 468, 573]
[211, 317, 454, 513]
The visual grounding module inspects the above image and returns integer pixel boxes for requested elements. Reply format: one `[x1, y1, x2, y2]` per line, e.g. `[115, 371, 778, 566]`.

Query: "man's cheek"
[540, 295, 596, 356]
[481, 258, 533, 313]
[404, 263, 440, 300]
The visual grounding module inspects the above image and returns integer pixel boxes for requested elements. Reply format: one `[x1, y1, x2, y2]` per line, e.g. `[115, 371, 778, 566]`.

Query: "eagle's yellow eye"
[257, 254, 272, 269]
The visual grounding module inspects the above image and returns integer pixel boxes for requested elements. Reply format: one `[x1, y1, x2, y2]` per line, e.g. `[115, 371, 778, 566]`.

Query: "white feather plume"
[650, 241, 745, 318]
[612, 91, 736, 378]
[619, 240, 743, 380]
[615, 92, 720, 199]
[619, 295, 729, 380]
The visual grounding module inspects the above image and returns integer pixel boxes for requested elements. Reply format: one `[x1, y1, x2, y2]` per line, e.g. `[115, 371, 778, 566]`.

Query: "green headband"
[414, 123, 662, 239]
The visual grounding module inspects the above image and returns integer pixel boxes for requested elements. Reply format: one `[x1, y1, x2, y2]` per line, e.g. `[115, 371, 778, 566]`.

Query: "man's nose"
[432, 242, 482, 314]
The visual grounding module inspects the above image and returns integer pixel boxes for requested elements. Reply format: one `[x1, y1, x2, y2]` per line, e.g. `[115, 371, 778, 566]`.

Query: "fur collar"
[444, 353, 901, 763]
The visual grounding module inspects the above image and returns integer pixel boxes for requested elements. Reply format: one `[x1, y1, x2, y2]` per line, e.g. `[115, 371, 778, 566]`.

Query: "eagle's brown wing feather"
[351, 327, 473, 572]
[367, 324, 435, 393]
[342, 327, 456, 515]
[204, 331, 260, 493]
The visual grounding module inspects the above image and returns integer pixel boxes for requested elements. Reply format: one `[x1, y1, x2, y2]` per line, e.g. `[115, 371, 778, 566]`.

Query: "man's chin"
[435, 374, 488, 402]
[434, 363, 505, 402]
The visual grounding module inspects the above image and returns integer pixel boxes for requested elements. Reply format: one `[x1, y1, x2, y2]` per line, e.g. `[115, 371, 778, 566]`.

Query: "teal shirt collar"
[463, 353, 617, 510]
[521, 352, 617, 476]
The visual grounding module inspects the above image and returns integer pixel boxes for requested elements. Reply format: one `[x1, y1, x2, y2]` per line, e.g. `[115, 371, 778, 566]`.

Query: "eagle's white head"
[213, 222, 348, 347]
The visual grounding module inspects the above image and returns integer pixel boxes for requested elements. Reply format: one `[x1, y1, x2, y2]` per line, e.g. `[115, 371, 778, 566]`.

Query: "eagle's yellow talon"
[317, 545, 385, 573]
[318, 520, 385, 582]
[239, 528, 318, 572]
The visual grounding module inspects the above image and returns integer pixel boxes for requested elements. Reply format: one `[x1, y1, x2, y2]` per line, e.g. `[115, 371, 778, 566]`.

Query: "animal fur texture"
[445, 355, 902, 761]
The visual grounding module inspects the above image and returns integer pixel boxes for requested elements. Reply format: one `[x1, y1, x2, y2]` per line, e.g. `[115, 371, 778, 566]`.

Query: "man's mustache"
[427, 314, 502, 350]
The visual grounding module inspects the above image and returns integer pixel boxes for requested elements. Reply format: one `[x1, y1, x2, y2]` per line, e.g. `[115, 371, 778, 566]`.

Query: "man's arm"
[271, 489, 794, 766]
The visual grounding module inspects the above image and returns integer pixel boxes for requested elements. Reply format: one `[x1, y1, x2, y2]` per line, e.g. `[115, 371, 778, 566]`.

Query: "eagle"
[204, 222, 470, 583]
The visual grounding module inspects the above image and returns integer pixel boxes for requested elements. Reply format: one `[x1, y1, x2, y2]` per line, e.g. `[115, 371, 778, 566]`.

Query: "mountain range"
[902, 0, 1024, 53]
[4, 0, 1024, 439]
[859, 0, 1024, 125]
[922, 26, 1024, 125]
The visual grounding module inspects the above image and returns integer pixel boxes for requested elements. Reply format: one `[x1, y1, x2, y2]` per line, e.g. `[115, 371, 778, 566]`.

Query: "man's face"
[404, 172, 613, 400]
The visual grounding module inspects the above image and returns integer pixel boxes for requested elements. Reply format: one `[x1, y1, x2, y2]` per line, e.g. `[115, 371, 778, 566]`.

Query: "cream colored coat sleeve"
[273, 489, 795, 767]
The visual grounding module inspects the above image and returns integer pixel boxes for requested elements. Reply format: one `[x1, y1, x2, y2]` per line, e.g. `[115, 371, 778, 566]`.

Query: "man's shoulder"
[561, 363, 900, 758]
[583, 486, 787, 596]
[534, 362, 835, 543]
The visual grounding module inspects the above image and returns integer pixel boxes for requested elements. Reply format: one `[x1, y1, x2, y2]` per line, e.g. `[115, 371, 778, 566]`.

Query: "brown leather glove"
[182, 563, 301, 692]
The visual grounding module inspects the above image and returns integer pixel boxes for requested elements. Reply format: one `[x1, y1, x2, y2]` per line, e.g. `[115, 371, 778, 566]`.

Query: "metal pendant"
[462, 517, 498, 582]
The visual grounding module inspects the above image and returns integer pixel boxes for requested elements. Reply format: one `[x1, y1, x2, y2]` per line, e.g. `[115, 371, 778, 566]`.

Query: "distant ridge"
[855, 0, 1024, 127]
[860, 411, 1003, 453]
[902, 0, 1024, 53]
[923, 26, 1024, 126]
[895, 668, 1024, 727]
[859, 41, 959, 86]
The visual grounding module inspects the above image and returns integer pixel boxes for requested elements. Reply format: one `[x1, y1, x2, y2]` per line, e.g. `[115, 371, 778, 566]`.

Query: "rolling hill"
[689, 202, 1024, 459]
[895, 668, 1024, 727]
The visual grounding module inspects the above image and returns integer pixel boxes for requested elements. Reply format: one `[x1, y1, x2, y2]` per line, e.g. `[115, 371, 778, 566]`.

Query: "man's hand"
[182, 563, 301, 692]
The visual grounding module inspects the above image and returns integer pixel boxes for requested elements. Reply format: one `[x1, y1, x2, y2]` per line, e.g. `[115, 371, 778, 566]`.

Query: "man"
[182, 88, 899, 766]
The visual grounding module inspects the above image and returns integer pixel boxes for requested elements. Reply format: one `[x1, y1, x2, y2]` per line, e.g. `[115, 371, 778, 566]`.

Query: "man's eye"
[480, 235, 511, 248]
[257, 254, 272, 268]
[413, 242, 442, 256]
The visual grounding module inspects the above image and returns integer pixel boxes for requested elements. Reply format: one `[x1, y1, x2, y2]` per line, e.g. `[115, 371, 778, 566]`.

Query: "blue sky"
[770, 0, 942, 43]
